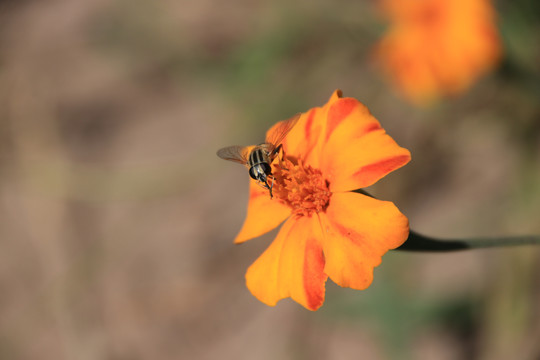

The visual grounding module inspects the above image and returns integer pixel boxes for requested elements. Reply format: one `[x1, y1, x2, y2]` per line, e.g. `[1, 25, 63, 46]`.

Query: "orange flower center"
[272, 157, 332, 217]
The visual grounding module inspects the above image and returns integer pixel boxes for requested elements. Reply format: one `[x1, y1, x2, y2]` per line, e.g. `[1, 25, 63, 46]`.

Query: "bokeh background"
[1, 0, 539, 359]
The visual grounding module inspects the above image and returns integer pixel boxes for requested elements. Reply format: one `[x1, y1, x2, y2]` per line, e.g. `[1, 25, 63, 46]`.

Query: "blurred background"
[0, 0, 539, 359]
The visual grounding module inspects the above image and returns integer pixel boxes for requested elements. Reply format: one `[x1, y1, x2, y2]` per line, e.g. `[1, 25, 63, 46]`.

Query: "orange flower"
[375, 0, 502, 105]
[235, 90, 411, 310]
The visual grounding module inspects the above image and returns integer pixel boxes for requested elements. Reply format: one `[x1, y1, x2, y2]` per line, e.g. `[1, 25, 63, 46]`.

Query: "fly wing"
[216, 145, 251, 166]
[265, 113, 301, 151]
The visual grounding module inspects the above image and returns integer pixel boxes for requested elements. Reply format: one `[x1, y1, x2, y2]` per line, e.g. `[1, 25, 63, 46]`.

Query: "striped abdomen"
[248, 147, 272, 181]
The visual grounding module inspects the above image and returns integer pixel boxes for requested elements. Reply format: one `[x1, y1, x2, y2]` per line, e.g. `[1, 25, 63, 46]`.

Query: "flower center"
[272, 157, 331, 217]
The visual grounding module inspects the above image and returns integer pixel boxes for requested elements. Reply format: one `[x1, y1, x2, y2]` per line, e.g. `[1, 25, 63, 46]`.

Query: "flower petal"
[234, 179, 291, 244]
[320, 97, 411, 192]
[301, 90, 343, 169]
[319, 192, 409, 289]
[270, 90, 342, 167]
[375, 0, 502, 104]
[245, 215, 327, 311]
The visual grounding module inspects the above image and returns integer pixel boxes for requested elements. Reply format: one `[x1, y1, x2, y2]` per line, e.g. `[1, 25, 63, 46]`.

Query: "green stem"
[396, 230, 540, 252]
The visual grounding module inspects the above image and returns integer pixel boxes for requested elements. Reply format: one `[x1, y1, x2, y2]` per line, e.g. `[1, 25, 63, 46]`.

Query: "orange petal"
[234, 179, 291, 244]
[269, 90, 342, 167]
[280, 108, 321, 161]
[319, 192, 409, 289]
[301, 90, 343, 169]
[375, 0, 501, 104]
[245, 215, 327, 311]
[320, 97, 411, 192]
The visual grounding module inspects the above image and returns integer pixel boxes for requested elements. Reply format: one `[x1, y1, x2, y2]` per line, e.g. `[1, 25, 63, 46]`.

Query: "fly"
[216, 113, 300, 198]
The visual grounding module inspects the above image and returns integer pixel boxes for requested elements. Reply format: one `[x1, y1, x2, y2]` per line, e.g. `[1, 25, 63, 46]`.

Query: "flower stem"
[396, 230, 540, 252]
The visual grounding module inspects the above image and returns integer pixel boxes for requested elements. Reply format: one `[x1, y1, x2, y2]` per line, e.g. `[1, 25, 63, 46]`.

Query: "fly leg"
[267, 176, 274, 199]
[255, 178, 274, 199]
[261, 177, 273, 199]
[273, 144, 289, 170]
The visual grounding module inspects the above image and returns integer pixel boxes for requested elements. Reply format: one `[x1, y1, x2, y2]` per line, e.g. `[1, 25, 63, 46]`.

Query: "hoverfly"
[217, 113, 300, 198]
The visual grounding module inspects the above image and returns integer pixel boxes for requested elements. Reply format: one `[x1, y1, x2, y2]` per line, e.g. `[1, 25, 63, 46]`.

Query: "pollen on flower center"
[272, 158, 331, 217]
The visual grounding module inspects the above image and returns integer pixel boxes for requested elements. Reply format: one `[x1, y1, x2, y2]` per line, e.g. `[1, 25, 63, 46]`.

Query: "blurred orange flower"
[235, 90, 411, 310]
[375, 0, 502, 105]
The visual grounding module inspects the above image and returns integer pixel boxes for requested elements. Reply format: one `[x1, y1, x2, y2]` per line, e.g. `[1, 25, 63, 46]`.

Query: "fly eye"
[248, 167, 259, 180]
[261, 163, 272, 175]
